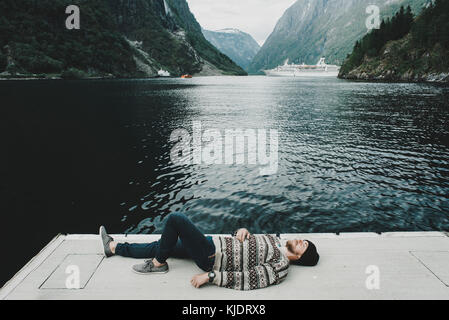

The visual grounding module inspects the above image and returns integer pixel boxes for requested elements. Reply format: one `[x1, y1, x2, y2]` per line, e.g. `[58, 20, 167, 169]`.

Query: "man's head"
[285, 239, 319, 266]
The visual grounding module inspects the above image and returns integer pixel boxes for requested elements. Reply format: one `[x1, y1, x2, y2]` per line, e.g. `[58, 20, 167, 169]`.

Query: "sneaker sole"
[132, 268, 169, 275]
[99, 226, 111, 257]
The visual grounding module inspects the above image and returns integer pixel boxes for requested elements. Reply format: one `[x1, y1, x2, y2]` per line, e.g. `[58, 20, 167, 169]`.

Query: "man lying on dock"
[99, 212, 319, 290]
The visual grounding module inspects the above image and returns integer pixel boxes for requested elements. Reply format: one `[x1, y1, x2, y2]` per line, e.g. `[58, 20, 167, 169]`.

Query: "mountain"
[247, 0, 429, 74]
[202, 28, 260, 71]
[0, 0, 246, 78]
[339, 1, 449, 82]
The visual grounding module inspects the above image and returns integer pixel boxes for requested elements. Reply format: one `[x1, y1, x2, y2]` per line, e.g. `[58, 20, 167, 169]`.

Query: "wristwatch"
[208, 271, 216, 283]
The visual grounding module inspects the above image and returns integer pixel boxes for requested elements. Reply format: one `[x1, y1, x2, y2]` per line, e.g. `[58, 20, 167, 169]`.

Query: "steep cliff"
[247, 0, 428, 74]
[202, 28, 260, 71]
[339, 1, 449, 82]
[0, 0, 245, 78]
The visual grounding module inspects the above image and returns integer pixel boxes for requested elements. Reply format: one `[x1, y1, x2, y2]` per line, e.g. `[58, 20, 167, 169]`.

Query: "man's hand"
[236, 228, 251, 242]
[191, 272, 209, 289]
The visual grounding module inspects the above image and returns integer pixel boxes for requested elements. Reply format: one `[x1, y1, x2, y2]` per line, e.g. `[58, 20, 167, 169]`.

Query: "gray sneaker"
[99, 226, 114, 257]
[132, 260, 169, 275]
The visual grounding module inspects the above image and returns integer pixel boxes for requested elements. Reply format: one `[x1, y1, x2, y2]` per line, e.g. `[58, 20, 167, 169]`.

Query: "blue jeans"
[116, 213, 216, 272]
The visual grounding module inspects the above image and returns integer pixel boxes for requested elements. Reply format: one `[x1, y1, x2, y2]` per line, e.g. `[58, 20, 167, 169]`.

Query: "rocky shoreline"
[0, 71, 226, 80]
[0, 72, 116, 80]
[338, 23, 449, 84]
[339, 70, 449, 83]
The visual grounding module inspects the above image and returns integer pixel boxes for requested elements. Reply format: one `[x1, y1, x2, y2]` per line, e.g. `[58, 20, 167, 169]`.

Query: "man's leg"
[154, 212, 215, 271]
[113, 239, 191, 259]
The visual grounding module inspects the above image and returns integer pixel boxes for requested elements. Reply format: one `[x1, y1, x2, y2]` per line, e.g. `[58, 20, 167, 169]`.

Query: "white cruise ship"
[264, 57, 340, 77]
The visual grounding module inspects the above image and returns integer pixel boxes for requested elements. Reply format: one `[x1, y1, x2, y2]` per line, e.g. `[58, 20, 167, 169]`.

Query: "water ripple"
[112, 77, 449, 234]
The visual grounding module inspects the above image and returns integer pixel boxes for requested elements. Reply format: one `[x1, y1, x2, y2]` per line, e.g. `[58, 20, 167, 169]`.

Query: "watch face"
[208, 271, 216, 282]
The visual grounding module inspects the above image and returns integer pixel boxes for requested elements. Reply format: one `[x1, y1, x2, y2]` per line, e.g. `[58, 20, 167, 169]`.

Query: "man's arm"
[234, 228, 250, 242]
[191, 229, 251, 289]
[212, 258, 289, 291]
[191, 273, 209, 288]
[190, 258, 289, 290]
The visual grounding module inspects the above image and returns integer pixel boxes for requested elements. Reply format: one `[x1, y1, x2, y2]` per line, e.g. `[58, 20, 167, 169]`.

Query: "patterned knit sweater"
[211, 234, 290, 291]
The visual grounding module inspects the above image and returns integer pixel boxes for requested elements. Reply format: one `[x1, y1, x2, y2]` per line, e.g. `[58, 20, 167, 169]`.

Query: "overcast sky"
[186, 0, 298, 46]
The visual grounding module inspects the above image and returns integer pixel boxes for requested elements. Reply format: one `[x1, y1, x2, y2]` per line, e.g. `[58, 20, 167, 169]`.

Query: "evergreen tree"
[341, 6, 415, 72]
[411, 0, 449, 49]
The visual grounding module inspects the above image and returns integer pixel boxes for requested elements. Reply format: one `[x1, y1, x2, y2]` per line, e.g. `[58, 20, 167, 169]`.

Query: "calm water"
[1, 76, 449, 285]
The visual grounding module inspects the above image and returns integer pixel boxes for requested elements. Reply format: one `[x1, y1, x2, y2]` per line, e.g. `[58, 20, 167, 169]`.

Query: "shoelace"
[144, 260, 154, 269]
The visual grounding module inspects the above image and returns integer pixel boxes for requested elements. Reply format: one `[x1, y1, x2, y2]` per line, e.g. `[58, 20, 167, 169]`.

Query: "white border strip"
[0, 234, 65, 300]
[66, 234, 162, 242]
[382, 232, 447, 237]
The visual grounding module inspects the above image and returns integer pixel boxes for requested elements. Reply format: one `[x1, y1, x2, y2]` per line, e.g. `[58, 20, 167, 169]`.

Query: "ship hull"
[264, 69, 339, 77]
[264, 59, 340, 77]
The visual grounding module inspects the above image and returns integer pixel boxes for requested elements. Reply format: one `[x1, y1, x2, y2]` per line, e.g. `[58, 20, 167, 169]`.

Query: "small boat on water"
[158, 69, 170, 77]
[181, 74, 192, 79]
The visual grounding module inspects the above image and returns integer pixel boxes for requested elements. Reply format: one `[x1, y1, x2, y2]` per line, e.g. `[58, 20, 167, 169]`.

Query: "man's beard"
[286, 240, 295, 254]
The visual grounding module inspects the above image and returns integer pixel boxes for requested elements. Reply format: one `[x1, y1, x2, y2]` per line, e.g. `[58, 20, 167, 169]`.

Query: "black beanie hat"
[291, 240, 319, 266]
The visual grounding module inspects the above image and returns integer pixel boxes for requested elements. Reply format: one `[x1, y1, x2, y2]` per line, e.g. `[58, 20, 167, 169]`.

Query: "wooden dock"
[1, 232, 449, 300]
